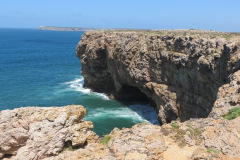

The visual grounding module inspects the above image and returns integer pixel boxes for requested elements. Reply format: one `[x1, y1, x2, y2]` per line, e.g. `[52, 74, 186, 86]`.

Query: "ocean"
[0, 28, 159, 136]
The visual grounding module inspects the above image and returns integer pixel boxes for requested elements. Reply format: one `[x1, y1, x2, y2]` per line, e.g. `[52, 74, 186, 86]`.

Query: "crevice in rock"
[1, 154, 14, 159]
[63, 140, 88, 151]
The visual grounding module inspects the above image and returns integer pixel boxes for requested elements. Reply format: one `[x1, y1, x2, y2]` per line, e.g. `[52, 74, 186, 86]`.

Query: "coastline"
[0, 29, 239, 159]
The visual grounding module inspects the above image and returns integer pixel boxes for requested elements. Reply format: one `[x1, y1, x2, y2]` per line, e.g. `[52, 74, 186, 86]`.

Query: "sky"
[0, 0, 240, 32]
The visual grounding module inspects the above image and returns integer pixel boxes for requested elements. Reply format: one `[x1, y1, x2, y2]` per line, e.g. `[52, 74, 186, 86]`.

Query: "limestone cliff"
[76, 30, 240, 124]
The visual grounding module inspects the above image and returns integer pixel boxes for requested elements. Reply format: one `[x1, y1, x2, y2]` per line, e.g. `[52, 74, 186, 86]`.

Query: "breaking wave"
[64, 77, 110, 100]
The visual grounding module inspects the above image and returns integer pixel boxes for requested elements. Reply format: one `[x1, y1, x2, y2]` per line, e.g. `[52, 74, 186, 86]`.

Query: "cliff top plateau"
[85, 29, 240, 40]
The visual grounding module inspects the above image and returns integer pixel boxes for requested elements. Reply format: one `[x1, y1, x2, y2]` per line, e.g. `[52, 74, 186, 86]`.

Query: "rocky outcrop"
[210, 70, 240, 118]
[1, 105, 239, 160]
[76, 30, 240, 124]
[0, 105, 99, 160]
[45, 117, 240, 160]
[107, 117, 240, 160]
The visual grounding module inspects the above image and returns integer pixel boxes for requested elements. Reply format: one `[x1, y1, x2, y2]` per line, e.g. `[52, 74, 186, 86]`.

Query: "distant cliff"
[38, 26, 97, 31]
[38, 26, 138, 31]
[76, 30, 240, 124]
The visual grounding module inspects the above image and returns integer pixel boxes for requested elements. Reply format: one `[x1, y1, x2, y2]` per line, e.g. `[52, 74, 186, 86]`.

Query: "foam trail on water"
[61, 77, 159, 126]
[87, 104, 160, 125]
[64, 77, 110, 100]
[88, 107, 150, 123]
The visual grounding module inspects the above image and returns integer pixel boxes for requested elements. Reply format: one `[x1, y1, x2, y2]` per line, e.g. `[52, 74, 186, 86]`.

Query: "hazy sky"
[0, 0, 239, 32]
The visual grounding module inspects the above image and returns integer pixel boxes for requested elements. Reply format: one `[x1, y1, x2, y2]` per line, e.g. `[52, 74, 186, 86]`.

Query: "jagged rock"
[44, 143, 115, 160]
[210, 70, 240, 118]
[0, 105, 98, 160]
[76, 30, 240, 124]
[108, 117, 240, 160]
[1, 105, 239, 159]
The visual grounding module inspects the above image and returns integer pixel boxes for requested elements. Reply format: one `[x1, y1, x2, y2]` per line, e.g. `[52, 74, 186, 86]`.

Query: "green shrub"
[186, 125, 204, 145]
[171, 123, 179, 129]
[207, 148, 219, 154]
[170, 123, 186, 147]
[223, 107, 240, 120]
[101, 135, 111, 146]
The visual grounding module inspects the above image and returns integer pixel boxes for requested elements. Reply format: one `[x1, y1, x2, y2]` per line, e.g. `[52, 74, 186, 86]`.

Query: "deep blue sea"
[0, 28, 159, 136]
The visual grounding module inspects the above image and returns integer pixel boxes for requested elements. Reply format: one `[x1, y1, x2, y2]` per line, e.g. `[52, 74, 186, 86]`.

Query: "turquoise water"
[0, 28, 159, 136]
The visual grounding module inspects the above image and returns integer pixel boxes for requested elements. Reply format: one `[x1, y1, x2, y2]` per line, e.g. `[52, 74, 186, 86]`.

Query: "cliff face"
[76, 30, 240, 124]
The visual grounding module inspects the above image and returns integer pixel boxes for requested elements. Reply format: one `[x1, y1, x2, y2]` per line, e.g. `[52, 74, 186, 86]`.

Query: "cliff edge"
[1, 105, 239, 160]
[76, 30, 240, 124]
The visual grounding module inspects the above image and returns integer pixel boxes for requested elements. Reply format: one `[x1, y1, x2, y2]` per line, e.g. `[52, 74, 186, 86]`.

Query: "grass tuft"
[101, 135, 112, 146]
[207, 148, 219, 154]
[223, 107, 240, 120]
[171, 123, 179, 129]
[170, 123, 186, 147]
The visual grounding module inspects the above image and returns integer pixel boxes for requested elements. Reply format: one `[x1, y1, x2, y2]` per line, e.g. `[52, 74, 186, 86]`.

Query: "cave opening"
[113, 84, 160, 126]
[114, 84, 150, 102]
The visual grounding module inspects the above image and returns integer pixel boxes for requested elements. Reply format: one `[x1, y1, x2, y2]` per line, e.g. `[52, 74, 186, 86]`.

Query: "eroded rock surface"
[37, 117, 240, 160]
[0, 105, 98, 160]
[1, 105, 239, 159]
[107, 118, 240, 160]
[76, 30, 240, 124]
[210, 70, 240, 118]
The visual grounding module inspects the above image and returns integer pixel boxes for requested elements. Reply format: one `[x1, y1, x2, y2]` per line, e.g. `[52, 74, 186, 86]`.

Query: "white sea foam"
[64, 77, 110, 100]
[61, 77, 159, 125]
[88, 107, 149, 123]
[87, 104, 160, 125]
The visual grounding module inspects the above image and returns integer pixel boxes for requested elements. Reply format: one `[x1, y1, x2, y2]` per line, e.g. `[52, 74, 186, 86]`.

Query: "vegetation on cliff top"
[207, 147, 219, 154]
[223, 106, 240, 120]
[104, 29, 240, 41]
[170, 123, 204, 148]
[101, 135, 112, 146]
